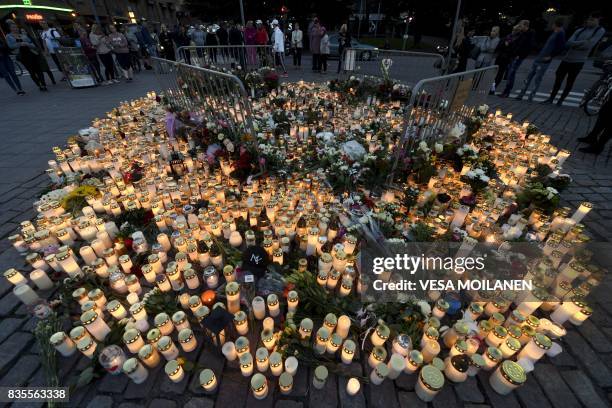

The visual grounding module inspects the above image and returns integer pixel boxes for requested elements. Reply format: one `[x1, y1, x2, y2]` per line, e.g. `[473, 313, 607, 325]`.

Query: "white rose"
[434, 143, 443, 153]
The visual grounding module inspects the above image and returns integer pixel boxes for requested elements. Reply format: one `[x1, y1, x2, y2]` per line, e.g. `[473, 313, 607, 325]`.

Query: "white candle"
[29, 269, 54, 290]
[285, 356, 298, 376]
[50, 332, 76, 357]
[347, 378, 361, 396]
[81, 310, 111, 341]
[489, 360, 526, 395]
[250, 373, 268, 399]
[415, 365, 444, 402]
[178, 328, 197, 352]
[200, 369, 218, 393]
[252, 296, 266, 320]
[123, 357, 148, 384]
[240, 352, 254, 377]
[138, 344, 161, 368]
[165, 360, 185, 383]
[370, 362, 389, 385]
[387, 353, 405, 380]
[157, 336, 179, 360]
[4, 268, 27, 286]
[13, 284, 40, 306]
[123, 329, 145, 354]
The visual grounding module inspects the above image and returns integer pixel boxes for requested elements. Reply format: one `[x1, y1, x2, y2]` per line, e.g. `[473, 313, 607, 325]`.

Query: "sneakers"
[112, 79, 121, 84]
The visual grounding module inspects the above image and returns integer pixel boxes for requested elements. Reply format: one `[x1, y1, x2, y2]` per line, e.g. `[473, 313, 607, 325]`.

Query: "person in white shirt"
[272, 19, 287, 76]
[40, 21, 65, 79]
[291, 22, 303, 68]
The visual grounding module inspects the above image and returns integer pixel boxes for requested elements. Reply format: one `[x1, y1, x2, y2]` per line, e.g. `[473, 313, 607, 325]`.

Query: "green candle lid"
[505, 337, 521, 351]
[70, 326, 87, 340]
[343, 339, 356, 352]
[425, 327, 439, 339]
[533, 333, 552, 350]
[316, 327, 330, 341]
[420, 365, 444, 390]
[178, 328, 194, 343]
[526, 315, 540, 328]
[234, 310, 247, 323]
[235, 336, 249, 350]
[261, 328, 274, 341]
[80, 310, 98, 325]
[491, 312, 505, 323]
[324, 313, 337, 326]
[375, 323, 390, 339]
[314, 365, 328, 381]
[250, 373, 266, 391]
[508, 325, 522, 339]
[500, 360, 526, 385]
[279, 372, 293, 388]
[409, 350, 423, 366]
[375, 362, 389, 377]
[157, 336, 172, 351]
[431, 357, 445, 371]
[138, 344, 155, 360]
[493, 326, 508, 338]
[389, 354, 405, 370]
[123, 357, 139, 375]
[147, 328, 161, 343]
[225, 282, 240, 296]
[330, 333, 343, 347]
[428, 317, 441, 329]
[454, 339, 468, 353]
[154, 313, 170, 326]
[479, 320, 493, 331]
[255, 347, 268, 362]
[470, 354, 485, 368]
[269, 352, 282, 366]
[194, 306, 210, 320]
[300, 318, 313, 331]
[239, 352, 253, 366]
[486, 346, 503, 362]
[454, 321, 469, 335]
[200, 369, 215, 387]
[165, 359, 181, 376]
[172, 311, 186, 324]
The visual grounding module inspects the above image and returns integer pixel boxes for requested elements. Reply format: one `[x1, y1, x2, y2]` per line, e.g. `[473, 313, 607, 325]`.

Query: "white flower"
[449, 123, 466, 139]
[419, 141, 428, 151]
[417, 300, 432, 316]
[466, 170, 476, 178]
[477, 104, 489, 115]
[434, 143, 443, 153]
[340, 165, 349, 171]
[546, 187, 559, 199]
[480, 175, 490, 183]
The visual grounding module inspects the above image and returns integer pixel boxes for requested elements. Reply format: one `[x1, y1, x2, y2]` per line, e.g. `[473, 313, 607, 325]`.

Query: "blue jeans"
[502, 57, 525, 95]
[518, 61, 550, 99]
[0, 55, 23, 92]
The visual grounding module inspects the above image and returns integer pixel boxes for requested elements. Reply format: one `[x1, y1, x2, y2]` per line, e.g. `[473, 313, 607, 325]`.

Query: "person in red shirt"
[254, 20, 269, 66]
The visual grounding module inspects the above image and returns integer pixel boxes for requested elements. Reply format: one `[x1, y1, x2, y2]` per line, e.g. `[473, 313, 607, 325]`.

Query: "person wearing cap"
[272, 20, 288, 77]
[309, 17, 322, 72]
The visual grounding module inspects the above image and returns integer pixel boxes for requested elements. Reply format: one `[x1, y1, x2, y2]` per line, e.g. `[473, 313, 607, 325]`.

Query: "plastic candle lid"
[80, 310, 98, 325]
[154, 313, 170, 326]
[375, 362, 389, 377]
[324, 313, 337, 326]
[235, 336, 249, 349]
[269, 352, 282, 365]
[240, 352, 253, 365]
[330, 333, 343, 347]
[486, 346, 503, 362]
[77, 337, 94, 351]
[500, 360, 527, 385]
[288, 290, 298, 301]
[147, 328, 161, 342]
[450, 355, 470, 372]
[165, 359, 180, 376]
[157, 336, 172, 351]
[314, 365, 328, 381]
[533, 333, 552, 349]
[255, 347, 268, 361]
[428, 317, 441, 329]
[123, 358, 139, 374]
[50, 332, 66, 346]
[409, 350, 423, 365]
[194, 306, 210, 320]
[300, 318, 313, 331]
[106, 300, 121, 312]
[172, 311, 186, 323]
[138, 344, 155, 360]
[420, 365, 444, 390]
[250, 373, 266, 391]
[470, 354, 486, 368]
[189, 296, 201, 306]
[261, 328, 274, 341]
[279, 372, 293, 388]
[454, 321, 469, 335]
[316, 327, 330, 340]
[70, 326, 86, 340]
[491, 312, 505, 323]
[431, 357, 445, 371]
[225, 282, 240, 295]
[200, 369, 215, 386]
[506, 338, 521, 351]
[343, 340, 356, 352]
[234, 311, 247, 322]
[123, 329, 140, 343]
[425, 327, 439, 339]
[389, 354, 405, 370]
[372, 346, 387, 361]
[375, 323, 390, 339]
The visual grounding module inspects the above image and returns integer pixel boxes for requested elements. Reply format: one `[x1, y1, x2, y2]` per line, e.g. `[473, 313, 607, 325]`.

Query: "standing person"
[272, 19, 287, 77]
[319, 26, 330, 73]
[542, 13, 605, 105]
[77, 26, 104, 83]
[6, 23, 47, 91]
[40, 21, 64, 80]
[217, 21, 229, 59]
[136, 20, 155, 68]
[475, 26, 500, 68]
[190, 24, 206, 60]
[453, 27, 474, 73]
[0, 36, 25, 94]
[516, 18, 566, 101]
[500, 20, 535, 97]
[291, 22, 303, 68]
[108, 25, 133, 81]
[309, 18, 322, 72]
[123, 26, 142, 72]
[229, 22, 246, 68]
[205, 25, 220, 63]
[337, 22, 351, 73]
[255, 20, 269, 66]
[90, 24, 117, 84]
[578, 93, 612, 154]
[175, 26, 192, 64]
[159, 25, 175, 60]
[244, 21, 257, 65]
[493, 26, 521, 93]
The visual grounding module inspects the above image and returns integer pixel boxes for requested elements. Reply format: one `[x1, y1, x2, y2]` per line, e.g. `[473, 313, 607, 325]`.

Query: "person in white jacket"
[272, 20, 287, 76]
[291, 22, 303, 68]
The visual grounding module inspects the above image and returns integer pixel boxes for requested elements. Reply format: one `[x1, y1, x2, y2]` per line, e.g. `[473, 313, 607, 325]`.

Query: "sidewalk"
[0, 70, 611, 408]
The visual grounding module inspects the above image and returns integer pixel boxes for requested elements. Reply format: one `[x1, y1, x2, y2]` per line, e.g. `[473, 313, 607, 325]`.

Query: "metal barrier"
[177, 45, 275, 71]
[388, 65, 498, 182]
[151, 57, 255, 138]
[342, 48, 445, 85]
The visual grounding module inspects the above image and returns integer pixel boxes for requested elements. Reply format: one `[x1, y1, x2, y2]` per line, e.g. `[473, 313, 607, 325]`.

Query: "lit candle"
[200, 369, 218, 393]
[387, 353, 405, 380]
[50, 332, 76, 357]
[172, 311, 190, 331]
[154, 313, 174, 336]
[370, 362, 389, 386]
[123, 357, 149, 384]
[107, 300, 127, 320]
[347, 378, 361, 396]
[234, 311, 249, 335]
[250, 373, 268, 399]
[267, 294, 280, 317]
[165, 359, 185, 383]
[287, 290, 299, 313]
[138, 344, 161, 368]
[261, 328, 276, 351]
[285, 356, 298, 376]
[225, 282, 240, 314]
[240, 352, 254, 377]
[269, 352, 283, 376]
[77, 337, 97, 359]
[550, 297, 586, 325]
[444, 355, 469, 383]
[157, 336, 180, 361]
[235, 336, 250, 357]
[29, 269, 54, 290]
[222, 341, 237, 361]
[415, 365, 444, 402]
[482, 346, 503, 371]
[81, 310, 111, 341]
[178, 328, 197, 352]
[371, 322, 390, 346]
[252, 296, 266, 320]
[368, 346, 387, 369]
[404, 350, 423, 374]
[489, 360, 526, 395]
[255, 347, 269, 372]
[123, 329, 145, 354]
[279, 372, 293, 394]
[4, 268, 27, 286]
[516, 333, 552, 363]
[13, 283, 40, 306]
[341, 339, 356, 364]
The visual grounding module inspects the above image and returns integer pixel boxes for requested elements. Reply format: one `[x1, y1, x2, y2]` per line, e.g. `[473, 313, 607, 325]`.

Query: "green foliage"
[410, 222, 436, 242]
[60, 185, 99, 214]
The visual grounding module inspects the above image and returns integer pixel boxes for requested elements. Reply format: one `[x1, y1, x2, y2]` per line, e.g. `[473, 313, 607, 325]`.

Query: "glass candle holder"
[393, 334, 412, 357]
[240, 352, 254, 377]
[312, 365, 328, 389]
[81, 310, 111, 341]
[404, 350, 423, 374]
[250, 373, 268, 400]
[235, 336, 250, 357]
[99, 345, 126, 376]
[388, 353, 406, 380]
[178, 328, 197, 352]
[154, 313, 174, 336]
[370, 362, 389, 385]
[200, 369, 218, 393]
[269, 352, 283, 376]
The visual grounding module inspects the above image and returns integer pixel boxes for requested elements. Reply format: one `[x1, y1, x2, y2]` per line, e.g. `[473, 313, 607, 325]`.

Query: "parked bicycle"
[580, 60, 612, 116]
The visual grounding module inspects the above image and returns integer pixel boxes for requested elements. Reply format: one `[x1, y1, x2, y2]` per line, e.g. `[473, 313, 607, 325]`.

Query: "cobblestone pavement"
[0, 69, 611, 408]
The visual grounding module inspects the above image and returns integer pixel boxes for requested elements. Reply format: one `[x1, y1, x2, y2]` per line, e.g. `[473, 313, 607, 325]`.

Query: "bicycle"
[580, 60, 612, 116]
